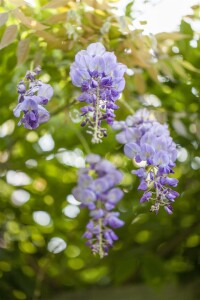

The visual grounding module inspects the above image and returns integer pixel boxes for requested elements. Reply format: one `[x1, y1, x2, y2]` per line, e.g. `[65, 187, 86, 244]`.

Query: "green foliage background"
[0, 0, 200, 299]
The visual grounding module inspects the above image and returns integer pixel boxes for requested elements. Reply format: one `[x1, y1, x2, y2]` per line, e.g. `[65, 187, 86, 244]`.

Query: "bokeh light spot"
[66, 194, 81, 205]
[11, 189, 30, 206]
[33, 211, 51, 226]
[47, 237, 67, 254]
[63, 205, 80, 218]
[6, 171, 32, 186]
[38, 134, 55, 151]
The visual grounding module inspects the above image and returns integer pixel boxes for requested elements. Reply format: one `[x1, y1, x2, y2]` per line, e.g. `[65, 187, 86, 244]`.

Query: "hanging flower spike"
[72, 154, 124, 258]
[70, 42, 127, 143]
[113, 108, 179, 214]
[13, 66, 53, 129]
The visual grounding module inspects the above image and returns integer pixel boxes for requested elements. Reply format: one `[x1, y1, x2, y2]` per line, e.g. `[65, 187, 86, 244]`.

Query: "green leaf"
[125, 1, 134, 18]
[45, 13, 67, 24]
[158, 60, 174, 80]
[0, 25, 18, 50]
[0, 13, 9, 27]
[156, 32, 190, 41]
[8, 0, 25, 6]
[180, 20, 193, 35]
[42, 0, 69, 9]
[147, 66, 159, 82]
[12, 9, 48, 31]
[134, 73, 146, 94]
[17, 38, 29, 65]
[140, 20, 147, 25]
[100, 21, 111, 34]
[180, 60, 200, 73]
[171, 60, 188, 79]
[35, 31, 67, 50]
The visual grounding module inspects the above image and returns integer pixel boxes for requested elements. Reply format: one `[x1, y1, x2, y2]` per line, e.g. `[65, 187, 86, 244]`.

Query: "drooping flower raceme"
[113, 109, 179, 214]
[13, 66, 53, 129]
[72, 154, 124, 258]
[70, 42, 127, 143]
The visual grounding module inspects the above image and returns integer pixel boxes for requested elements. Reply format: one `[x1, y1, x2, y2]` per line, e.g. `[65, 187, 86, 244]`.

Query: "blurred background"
[0, 0, 200, 299]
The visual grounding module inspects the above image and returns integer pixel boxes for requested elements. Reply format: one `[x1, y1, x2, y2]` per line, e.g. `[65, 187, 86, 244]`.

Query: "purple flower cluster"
[70, 42, 127, 143]
[72, 154, 124, 258]
[13, 66, 53, 129]
[113, 109, 179, 214]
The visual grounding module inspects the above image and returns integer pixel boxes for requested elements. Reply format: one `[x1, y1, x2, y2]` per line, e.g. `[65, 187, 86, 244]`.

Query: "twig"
[51, 99, 76, 117]
[158, 220, 200, 257]
[119, 98, 135, 114]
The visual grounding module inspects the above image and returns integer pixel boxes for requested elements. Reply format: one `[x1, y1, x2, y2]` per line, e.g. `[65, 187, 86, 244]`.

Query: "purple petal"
[70, 66, 90, 87]
[80, 189, 97, 204]
[105, 214, 124, 229]
[78, 174, 93, 188]
[164, 205, 173, 214]
[38, 106, 50, 124]
[140, 191, 152, 203]
[138, 180, 148, 191]
[112, 121, 126, 131]
[89, 178, 111, 193]
[95, 159, 116, 173]
[105, 202, 115, 211]
[21, 97, 38, 111]
[166, 190, 179, 201]
[140, 143, 155, 161]
[13, 103, 22, 117]
[116, 131, 127, 144]
[104, 170, 123, 185]
[83, 231, 93, 239]
[75, 50, 89, 69]
[87, 42, 106, 56]
[113, 63, 127, 78]
[37, 83, 54, 100]
[105, 188, 124, 204]
[113, 78, 125, 92]
[160, 177, 178, 187]
[90, 209, 104, 219]
[153, 150, 170, 166]
[89, 56, 105, 73]
[124, 142, 140, 159]
[103, 231, 114, 246]
[131, 168, 146, 178]
[102, 52, 117, 73]
[86, 154, 101, 164]
[86, 220, 94, 230]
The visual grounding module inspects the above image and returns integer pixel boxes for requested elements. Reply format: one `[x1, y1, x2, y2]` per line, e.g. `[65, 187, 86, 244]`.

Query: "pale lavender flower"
[72, 154, 124, 258]
[113, 108, 179, 214]
[70, 42, 127, 143]
[13, 66, 53, 129]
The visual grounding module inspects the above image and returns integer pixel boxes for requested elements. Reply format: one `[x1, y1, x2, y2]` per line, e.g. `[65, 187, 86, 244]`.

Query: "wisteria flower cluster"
[13, 42, 180, 258]
[70, 42, 127, 143]
[13, 66, 53, 129]
[113, 109, 179, 214]
[72, 154, 124, 258]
